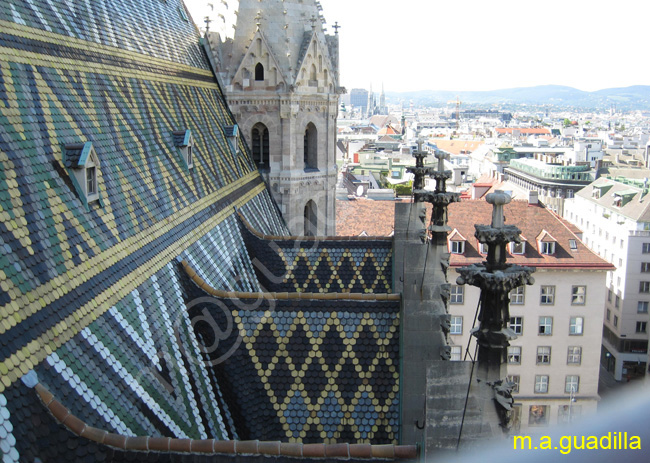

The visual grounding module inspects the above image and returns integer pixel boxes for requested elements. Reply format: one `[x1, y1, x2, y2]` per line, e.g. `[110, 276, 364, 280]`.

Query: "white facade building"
[564, 178, 650, 381]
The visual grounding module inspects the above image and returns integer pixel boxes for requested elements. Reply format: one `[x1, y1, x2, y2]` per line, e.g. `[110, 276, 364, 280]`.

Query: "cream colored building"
[446, 199, 613, 432]
[206, 0, 342, 235]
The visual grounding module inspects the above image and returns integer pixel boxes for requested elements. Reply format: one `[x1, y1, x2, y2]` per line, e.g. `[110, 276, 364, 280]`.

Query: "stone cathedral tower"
[206, 0, 342, 235]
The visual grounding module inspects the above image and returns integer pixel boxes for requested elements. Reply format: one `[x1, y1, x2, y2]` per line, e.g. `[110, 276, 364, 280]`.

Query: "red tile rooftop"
[336, 199, 613, 270]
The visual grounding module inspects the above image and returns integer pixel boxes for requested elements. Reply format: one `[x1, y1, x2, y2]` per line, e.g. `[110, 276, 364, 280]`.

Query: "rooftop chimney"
[528, 190, 539, 205]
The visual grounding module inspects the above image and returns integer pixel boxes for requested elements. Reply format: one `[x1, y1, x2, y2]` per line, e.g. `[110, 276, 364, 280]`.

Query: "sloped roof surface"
[0, 0, 294, 460]
[240, 217, 393, 293]
[577, 177, 650, 222]
[336, 200, 613, 270]
[181, 267, 401, 444]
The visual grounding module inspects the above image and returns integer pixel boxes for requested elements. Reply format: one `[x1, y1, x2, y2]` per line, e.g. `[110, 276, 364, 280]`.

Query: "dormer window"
[64, 141, 100, 209]
[173, 129, 194, 169]
[451, 240, 465, 254]
[537, 229, 557, 255]
[510, 241, 526, 255]
[225, 124, 239, 155]
[592, 188, 601, 199]
[479, 242, 489, 254]
[448, 229, 467, 255]
[613, 189, 637, 208]
[540, 241, 555, 255]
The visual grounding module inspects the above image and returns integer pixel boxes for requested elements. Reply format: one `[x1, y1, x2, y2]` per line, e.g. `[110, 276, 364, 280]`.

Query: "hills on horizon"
[383, 85, 650, 111]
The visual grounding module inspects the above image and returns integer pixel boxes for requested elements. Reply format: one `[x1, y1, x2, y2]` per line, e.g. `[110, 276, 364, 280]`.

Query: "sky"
[184, 0, 650, 93]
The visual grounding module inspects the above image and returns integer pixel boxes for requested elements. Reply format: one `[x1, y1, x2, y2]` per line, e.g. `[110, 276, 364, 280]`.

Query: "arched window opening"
[304, 200, 317, 236]
[309, 64, 317, 84]
[252, 123, 270, 168]
[303, 122, 317, 169]
[255, 63, 264, 81]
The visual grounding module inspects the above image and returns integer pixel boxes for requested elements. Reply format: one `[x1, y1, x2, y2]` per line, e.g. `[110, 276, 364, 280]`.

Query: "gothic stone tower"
[207, 0, 342, 235]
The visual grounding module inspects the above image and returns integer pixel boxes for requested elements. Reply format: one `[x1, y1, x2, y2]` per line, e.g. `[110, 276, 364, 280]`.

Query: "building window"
[614, 315, 618, 327]
[450, 286, 464, 304]
[304, 200, 317, 236]
[479, 242, 488, 254]
[251, 123, 270, 167]
[540, 286, 555, 305]
[450, 346, 462, 361]
[172, 129, 194, 169]
[538, 317, 552, 335]
[303, 122, 318, 169]
[569, 239, 577, 250]
[643, 243, 650, 254]
[567, 189, 574, 199]
[529, 405, 549, 426]
[255, 63, 264, 81]
[86, 166, 97, 195]
[534, 375, 549, 393]
[567, 346, 582, 365]
[540, 241, 555, 255]
[569, 317, 584, 335]
[509, 316, 523, 335]
[536, 346, 551, 364]
[636, 321, 648, 333]
[64, 142, 101, 208]
[506, 375, 520, 393]
[507, 346, 521, 364]
[571, 286, 586, 305]
[450, 240, 465, 254]
[607, 289, 612, 302]
[606, 308, 611, 321]
[450, 316, 463, 335]
[558, 404, 581, 425]
[510, 241, 525, 254]
[638, 301, 649, 314]
[642, 263, 650, 273]
[615, 295, 620, 308]
[565, 375, 580, 393]
[510, 286, 525, 305]
[640, 282, 650, 293]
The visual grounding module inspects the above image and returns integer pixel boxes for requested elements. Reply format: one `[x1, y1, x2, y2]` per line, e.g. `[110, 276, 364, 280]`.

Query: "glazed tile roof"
[181, 262, 402, 444]
[240, 215, 394, 293]
[0, 0, 297, 460]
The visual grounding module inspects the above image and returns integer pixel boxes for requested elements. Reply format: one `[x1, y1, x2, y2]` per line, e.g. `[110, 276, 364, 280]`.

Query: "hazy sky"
[185, 0, 650, 93]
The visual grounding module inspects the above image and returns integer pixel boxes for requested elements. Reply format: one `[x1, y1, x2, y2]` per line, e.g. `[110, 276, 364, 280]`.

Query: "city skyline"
[185, 0, 650, 94]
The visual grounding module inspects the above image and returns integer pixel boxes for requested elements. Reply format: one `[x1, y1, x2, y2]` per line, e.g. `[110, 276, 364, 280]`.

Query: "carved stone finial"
[486, 190, 511, 229]
[434, 150, 446, 174]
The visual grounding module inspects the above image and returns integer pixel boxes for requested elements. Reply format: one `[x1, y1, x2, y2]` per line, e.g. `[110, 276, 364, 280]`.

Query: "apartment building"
[447, 200, 613, 431]
[335, 197, 613, 431]
[564, 177, 650, 381]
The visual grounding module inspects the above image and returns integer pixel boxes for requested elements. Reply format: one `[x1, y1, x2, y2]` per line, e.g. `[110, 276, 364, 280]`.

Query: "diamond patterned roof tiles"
[239, 215, 394, 294]
[0, 0, 306, 459]
[0, 0, 409, 458]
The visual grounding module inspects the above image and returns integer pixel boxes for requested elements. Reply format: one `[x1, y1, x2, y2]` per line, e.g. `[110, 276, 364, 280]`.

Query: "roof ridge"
[182, 260, 401, 302]
[33, 383, 417, 460]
